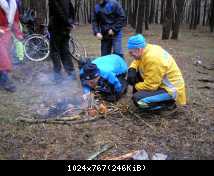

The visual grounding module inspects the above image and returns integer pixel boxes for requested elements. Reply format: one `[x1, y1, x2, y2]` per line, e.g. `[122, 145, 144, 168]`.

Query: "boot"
[0, 72, 16, 93]
[0, 80, 16, 93]
[67, 71, 77, 80]
[53, 72, 63, 84]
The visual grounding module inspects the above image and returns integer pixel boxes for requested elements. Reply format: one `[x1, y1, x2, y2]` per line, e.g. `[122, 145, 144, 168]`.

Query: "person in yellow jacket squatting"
[127, 34, 187, 111]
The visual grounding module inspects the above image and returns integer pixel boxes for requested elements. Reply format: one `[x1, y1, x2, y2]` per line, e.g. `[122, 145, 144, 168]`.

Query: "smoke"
[31, 72, 86, 117]
[12, 61, 86, 118]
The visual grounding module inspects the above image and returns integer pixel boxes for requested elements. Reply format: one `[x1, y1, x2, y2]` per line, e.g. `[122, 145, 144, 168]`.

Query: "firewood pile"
[16, 94, 130, 126]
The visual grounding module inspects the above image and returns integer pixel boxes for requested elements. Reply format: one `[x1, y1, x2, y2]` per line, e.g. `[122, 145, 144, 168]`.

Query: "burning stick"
[62, 107, 85, 116]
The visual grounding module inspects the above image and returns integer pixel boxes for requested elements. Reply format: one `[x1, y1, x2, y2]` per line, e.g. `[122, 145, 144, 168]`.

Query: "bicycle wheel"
[24, 34, 50, 62]
[69, 36, 87, 62]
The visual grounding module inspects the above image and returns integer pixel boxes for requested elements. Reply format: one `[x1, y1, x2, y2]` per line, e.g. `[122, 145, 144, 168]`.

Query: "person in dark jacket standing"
[48, 0, 76, 83]
[92, 0, 126, 57]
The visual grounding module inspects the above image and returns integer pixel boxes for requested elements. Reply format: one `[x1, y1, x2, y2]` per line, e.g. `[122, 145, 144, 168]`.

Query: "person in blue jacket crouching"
[80, 54, 128, 102]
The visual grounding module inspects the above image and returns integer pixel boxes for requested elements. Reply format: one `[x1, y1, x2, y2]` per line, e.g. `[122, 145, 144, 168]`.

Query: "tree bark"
[149, 0, 155, 24]
[162, 0, 173, 40]
[145, 0, 150, 30]
[210, 0, 214, 32]
[171, 0, 185, 40]
[155, 0, 160, 24]
[136, 0, 144, 34]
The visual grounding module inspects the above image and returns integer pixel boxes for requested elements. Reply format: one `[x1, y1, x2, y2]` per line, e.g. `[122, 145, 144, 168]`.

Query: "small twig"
[198, 86, 213, 90]
[198, 79, 214, 83]
[200, 65, 214, 70]
[119, 111, 126, 119]
[196, 70, 209, 75]
[87, 144, 113, 160]
[128, 110, 156, 131]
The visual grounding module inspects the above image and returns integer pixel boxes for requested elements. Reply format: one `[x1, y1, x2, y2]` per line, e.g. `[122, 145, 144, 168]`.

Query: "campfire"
[16, 92, 129, 126]
[37, 93, 108, 119]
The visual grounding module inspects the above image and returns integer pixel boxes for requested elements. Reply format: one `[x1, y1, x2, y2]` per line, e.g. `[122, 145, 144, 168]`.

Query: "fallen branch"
[16, 115, 105, 126]
[16, 117, 72, 126]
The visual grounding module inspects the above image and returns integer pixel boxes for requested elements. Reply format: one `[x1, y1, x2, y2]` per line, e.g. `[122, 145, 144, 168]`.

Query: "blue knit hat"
[82, 63, 100, 80]
[127, 34, 147, 49]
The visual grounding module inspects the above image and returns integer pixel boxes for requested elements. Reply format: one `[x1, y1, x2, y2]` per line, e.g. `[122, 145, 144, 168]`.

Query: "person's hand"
[0, 29, 5, 37]
[108, 29, 114, 36]
[96, 33, 103, 40]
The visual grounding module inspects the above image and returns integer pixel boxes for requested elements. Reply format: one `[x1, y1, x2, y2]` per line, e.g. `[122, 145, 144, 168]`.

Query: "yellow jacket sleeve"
[129, 60, 140, 70]
[135, 60, 167, 91]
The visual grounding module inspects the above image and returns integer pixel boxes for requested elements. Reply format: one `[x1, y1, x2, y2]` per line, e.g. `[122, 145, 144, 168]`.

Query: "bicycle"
[23, 24, 87, 62]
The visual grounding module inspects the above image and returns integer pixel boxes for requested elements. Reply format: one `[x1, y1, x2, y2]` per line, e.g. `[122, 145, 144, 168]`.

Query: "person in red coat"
[0, 0, 23, 92]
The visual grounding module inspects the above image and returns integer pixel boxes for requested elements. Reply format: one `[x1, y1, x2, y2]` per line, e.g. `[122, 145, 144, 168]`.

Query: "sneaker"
[67, 71, 77, 80]
[163, 103, 177, 111]
[138, 103, 177, 115]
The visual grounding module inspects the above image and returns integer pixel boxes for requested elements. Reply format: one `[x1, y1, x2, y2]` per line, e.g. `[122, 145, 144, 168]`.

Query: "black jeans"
[49, 31, 74, 75]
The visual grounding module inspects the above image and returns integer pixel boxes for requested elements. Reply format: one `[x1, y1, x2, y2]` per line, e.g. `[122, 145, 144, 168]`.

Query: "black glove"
[127, 68, 137, 86]
[112, 79, 128, 101]
[119, 79, 128, 95]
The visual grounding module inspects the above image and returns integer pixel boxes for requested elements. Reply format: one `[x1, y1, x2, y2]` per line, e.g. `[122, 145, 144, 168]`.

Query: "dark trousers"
[101, 31, 123, 57]
[49, 31, 74, 75]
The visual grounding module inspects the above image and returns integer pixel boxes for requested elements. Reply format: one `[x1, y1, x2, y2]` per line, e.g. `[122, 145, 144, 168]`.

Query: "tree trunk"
[155, 0, 160, 24]
[171, 0, 185, 40]
[160, 0, 165, 24]
[149, 0, 155, 24]
[210, 0, 214, 32]
[162, 0, 173, 40]
[202, 0, 208, 26]
[190, 0, 195, 29]
[145, 0, 150, 30]
[136, 0, 144, 34]
[131, 0, 139, 28]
